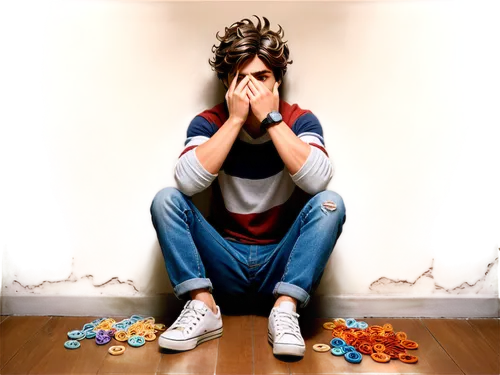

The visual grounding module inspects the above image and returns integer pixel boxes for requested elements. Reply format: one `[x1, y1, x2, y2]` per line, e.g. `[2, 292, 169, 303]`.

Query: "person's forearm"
[195, 117, 243, 174]
[266, 121, 311, 175]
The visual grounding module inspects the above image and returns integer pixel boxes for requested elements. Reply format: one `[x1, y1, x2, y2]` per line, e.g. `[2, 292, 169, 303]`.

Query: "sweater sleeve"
[290, 112, 333, 194]
[173, 115, 218, 196]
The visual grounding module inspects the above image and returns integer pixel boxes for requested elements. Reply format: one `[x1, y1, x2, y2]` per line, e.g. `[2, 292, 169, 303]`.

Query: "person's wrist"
[257, 114, 267, 123]
[228, 115, 245, 127]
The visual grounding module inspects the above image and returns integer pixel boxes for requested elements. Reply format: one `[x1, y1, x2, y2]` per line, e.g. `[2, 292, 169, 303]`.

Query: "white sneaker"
[268, 301, 305, 356]
[159, 300, 223, 351]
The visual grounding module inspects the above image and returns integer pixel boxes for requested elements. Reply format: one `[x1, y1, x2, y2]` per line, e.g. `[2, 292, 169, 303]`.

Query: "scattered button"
[401, 339, 418, 349]
[371, 352, 391, 363]
[356, 321, 368, 329]
[312, 343, 330, 352]
[345, 318, 357, 328]
[67, 330, 85, 341]
[399, 353, 418, 363]
[96, 334, 111, 345]
[128, 335, 146, 347]
[345, 351, 362, 363]
[114, 330, 129, 342]
[322, 322, 336, 330]
[331, 347, 345, 356]
[343, 345, 356, 353]
[108, 345, 126, 356]
[330, 338, 346, 347]
[64, 340, 81, 349]
[327, 318, 420, 364]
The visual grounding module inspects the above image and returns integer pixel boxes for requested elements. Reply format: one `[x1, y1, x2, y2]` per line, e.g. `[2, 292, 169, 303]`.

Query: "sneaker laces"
[274, 310, 302, 340]
[170, 303, 206, 333]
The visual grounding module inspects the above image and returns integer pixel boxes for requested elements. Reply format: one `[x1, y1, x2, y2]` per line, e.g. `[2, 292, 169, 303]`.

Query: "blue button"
[67, 330, 85, 340]
[331, 347, 345, 356]
[345, 351, 362, 364]
[343, 345, 356, 353]
[330, 338, 346, 347]
[346, 318, 357, 328]
[82, 323, 95, 331]
[91, 318, 106, 325]
[64, 340, 81, 349]
[356, 321, 368, 329]
[130, 315, 144, 323]
[128, 335, 146, 347]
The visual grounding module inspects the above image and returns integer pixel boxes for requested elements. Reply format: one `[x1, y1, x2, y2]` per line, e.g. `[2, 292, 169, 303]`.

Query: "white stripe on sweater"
[218, 170, 296, 214]
[298, 131, 325, 144]
[298, 134, 325, 146]
[184, 135, 210, 148]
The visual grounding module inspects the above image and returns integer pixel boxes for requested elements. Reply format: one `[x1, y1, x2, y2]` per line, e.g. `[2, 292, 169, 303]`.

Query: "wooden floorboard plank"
[253, 315, 290, 375]
[97, 339, 162, 374]
[1, 316, 106, 374]
[423, 319, 499, 375]
[0, 315, 8, 374]
[156, 335, 218, 374]
[215, 315, 253, 375]
[96, 315, 167, 374]
[37, 315, 113, 375]
[466, 319, 500, 356]
[0, 316, 52, 371]
[1, 315, 9, 324]
[367, 318, 463, 374]
[289, 318, 398, 374]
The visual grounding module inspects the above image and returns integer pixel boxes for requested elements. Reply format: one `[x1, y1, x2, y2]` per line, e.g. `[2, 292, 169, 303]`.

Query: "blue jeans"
[150, 187, 346, 309]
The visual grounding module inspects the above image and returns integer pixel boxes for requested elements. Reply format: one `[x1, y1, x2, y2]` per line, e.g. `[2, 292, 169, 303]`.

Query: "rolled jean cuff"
[174, 278, 213, 299]
[273, 282, 311, 308]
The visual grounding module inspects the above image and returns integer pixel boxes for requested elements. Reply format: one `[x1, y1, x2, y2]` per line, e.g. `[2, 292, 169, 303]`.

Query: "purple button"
[96, 334, 111, 345]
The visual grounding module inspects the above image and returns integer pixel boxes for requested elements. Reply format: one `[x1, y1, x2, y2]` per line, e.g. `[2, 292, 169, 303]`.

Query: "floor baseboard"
[1, 295, 499, 318]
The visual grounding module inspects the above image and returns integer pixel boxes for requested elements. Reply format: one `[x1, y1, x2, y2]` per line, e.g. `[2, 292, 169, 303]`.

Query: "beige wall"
[1, 0, 499, 312]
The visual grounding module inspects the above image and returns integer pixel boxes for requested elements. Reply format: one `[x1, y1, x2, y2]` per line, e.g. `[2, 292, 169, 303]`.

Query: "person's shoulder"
[279, 99, 318, 127]
[195, 100, 229, 129]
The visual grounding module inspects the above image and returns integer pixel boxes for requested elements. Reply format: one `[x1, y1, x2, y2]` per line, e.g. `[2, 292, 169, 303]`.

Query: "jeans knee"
[150, 187, 185, 216]
[315, 190, 346, 216]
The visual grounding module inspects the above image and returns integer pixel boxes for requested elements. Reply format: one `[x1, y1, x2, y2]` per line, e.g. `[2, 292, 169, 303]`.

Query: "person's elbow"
[173, 168, 207, 197]
[173, 154, 217, 196]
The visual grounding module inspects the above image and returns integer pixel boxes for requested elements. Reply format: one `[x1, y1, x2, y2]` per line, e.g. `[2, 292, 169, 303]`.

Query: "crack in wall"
[9, 258, 140, 294]
[12, 271, 139, 293]
[370, 256, 498, 294]
[368, 259, 434, 293]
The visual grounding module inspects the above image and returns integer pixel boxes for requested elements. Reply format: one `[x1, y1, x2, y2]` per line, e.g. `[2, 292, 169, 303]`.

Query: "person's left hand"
[246, 74, 280, 123]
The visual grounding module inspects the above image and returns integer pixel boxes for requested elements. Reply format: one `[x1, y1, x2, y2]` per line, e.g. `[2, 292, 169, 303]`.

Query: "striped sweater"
[174, 99, 333, 244]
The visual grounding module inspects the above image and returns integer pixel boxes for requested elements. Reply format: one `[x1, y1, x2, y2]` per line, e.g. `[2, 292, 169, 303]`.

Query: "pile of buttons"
[314, 317, 419, 364]
[64, 314, 166, 355]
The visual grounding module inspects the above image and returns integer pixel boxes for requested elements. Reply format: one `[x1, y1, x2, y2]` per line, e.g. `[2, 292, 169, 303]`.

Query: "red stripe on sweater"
[197, 100, 312, 129]
[310, 143, 329, 157]
[209, 182, 311, 244]
[178, 145, 197, 158]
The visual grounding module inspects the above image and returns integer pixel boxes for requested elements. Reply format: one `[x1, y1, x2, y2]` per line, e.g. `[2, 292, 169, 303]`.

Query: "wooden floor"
[0, 314, 498, 375]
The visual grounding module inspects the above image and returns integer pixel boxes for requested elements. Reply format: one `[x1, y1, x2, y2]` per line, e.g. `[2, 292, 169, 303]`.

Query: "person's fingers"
[273, 81, 279, 96]
[248, 74, 265, 94]
[228, 71, 239, 95]
[247, 80, 259, 97]
[234, 75, 250, 94]
[246, 85, 256, 100]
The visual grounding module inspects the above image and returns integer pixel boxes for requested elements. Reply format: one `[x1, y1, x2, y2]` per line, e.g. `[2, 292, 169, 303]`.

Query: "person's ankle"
[274, 295, 297, 312]
[190, 289, 217, 314]
[197, 298, 217, 315]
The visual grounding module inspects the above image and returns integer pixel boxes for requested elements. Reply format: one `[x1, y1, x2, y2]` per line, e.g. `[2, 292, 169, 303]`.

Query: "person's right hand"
[226, 71, 250, 126]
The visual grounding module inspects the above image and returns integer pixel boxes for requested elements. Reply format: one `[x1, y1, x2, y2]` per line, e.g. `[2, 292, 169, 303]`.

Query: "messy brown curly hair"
[208, 15, 293, 88]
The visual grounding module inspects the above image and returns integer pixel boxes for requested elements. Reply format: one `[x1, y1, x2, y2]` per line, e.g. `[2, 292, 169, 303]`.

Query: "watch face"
[269, 111, 282, 122]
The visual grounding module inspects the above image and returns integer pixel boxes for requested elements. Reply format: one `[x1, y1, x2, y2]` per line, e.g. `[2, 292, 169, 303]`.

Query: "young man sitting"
[150, 15, 346, 357]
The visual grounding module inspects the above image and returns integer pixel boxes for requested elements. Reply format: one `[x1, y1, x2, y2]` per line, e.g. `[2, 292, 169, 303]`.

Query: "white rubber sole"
[268, 331, 305, 357]
[159, 327, 223, 351]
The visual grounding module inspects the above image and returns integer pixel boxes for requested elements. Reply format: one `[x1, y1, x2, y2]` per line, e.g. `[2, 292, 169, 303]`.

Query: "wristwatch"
[260, 111, 283, 132]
